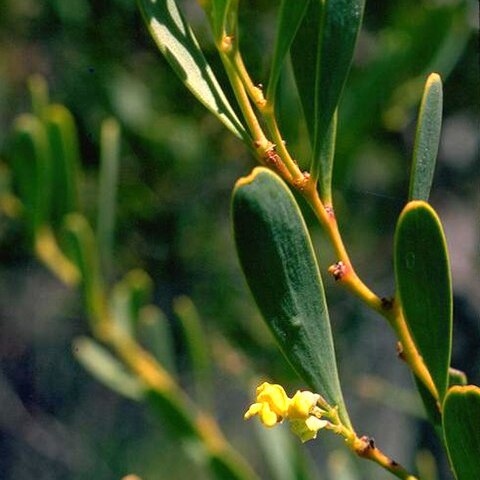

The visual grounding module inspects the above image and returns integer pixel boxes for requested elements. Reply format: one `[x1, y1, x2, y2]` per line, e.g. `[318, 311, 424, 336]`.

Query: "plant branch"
[302, 186, 438, 400]
[351, 435, 419, 480]
[386, 304, 439, 400]
[322, 407, 418, 480]
[214, 14, 438, 471]
[230, 50, 304, 182]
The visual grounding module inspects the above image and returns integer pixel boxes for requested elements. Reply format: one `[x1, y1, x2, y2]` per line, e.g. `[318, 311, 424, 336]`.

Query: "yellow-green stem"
[386, 304, 439, 400]
[262, 104, 304, 181]
[35, 226, 80, 286]
[304, 187, 437, 399]
[304, 188, 383, 312]
[351, 435, 419, 480]
[220, 52, 268, 149]
[326, 421, 418, 480]
[231, 51, 303, 181]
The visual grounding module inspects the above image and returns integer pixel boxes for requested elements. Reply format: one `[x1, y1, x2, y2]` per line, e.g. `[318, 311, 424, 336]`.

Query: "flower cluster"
[244, 382, 328, 442]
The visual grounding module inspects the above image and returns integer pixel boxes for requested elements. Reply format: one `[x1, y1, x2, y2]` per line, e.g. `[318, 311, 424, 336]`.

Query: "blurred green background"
[0, 0, 478, 479]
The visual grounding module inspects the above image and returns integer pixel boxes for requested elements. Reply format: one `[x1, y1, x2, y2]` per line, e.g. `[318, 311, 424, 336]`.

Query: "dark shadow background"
[0, 0, 478, 479]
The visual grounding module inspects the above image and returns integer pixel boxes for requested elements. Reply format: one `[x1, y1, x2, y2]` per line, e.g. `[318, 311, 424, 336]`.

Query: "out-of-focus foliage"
[0, 0, 478, 479]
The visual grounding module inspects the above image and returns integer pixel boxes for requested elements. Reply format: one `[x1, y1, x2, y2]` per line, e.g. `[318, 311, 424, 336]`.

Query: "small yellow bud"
[244, 382, 328, 441]
[288, 390, 320, 419]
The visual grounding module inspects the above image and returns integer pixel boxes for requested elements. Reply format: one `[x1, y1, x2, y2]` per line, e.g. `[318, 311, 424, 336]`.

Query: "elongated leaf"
[443, 386, 480, 480]
[11, 114, 51, 238]
[28, 74, 49, 120]
[97, 118, 121, 276]
[45, 104, 81, 229]
[266, 0, 309, 103]
[147, 389, 259, 480]
[291, 0, 364, 175]
[62, 213, 107, 325]
[124, 269, 154, 322]
[395, 201, 452, 401]
[313, 111, 336, 204]
[232, 167, 350, 427]
[409, 73, 443, 201]
[201, 0, 233, 44]
[138, 305, 177, 376]
[174, 296, 212, 408]
[290, 1, 320, 143]
[138, 0, 247, 140]
[0, 164, 21, 218]
[111, 269, 153, 337]
[73, 336, 144, 400]
[111, 282, 133, 337]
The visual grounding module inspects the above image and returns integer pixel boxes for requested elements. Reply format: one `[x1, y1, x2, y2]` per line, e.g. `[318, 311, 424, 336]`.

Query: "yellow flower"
[244, 382, 289, 427]
[244, 383, 329, 442]
[288, 390, 320, 419]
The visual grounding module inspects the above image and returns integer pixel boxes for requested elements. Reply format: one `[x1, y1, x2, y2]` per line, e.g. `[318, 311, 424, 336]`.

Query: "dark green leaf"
[291, 0, 364, 175]
[232, 167, 350, 427]
[443, 386, 480, 480]
[62, 213, 106, 324]
[266, 0, 309, 103]
[97, 118, 121, 276]
[45, 104, 81, 229]
[395, 201, 452, 401]
[202, 0, 233, 44]
[138, 0, 247, 140]
[11, 114, 51, 238]
[414, 375, 442, 436]
[313, 111, 336, 204]
[409, 73, 443, 201]
[73, 336, 144, 400]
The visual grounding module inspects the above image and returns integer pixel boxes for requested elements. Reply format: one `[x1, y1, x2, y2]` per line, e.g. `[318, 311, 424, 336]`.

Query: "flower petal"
[260, 403, 281, 427]
[244, 402, 262, 420]
[256, 382, 289, 417]
[288, 390, 320, 419]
